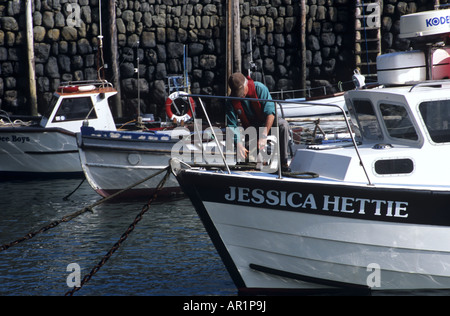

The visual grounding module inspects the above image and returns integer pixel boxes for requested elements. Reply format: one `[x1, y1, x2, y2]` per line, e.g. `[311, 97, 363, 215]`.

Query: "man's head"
[228, 73, 248, 98]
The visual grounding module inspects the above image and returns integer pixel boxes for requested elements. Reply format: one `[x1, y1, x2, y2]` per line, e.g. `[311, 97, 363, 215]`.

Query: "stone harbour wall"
[0, 0, 442, 119]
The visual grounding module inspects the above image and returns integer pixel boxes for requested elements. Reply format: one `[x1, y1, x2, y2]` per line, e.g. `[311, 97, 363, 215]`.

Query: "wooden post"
[26, 0, 38, 116]
[226, 0, 233, 94]
[108, 0, 122, 118]
[232, 0, 241, 74]
[226, 0, 241, 94]
[300, 0, 306, 97]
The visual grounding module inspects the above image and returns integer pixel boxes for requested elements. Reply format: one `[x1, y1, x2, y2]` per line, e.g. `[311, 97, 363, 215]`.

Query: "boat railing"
[270, 79, 356, 100]
[59, 79, 114, 89]
[182, 93, 373, 185]
[435, 3, 450, 10]
[408, 79, 450, 92]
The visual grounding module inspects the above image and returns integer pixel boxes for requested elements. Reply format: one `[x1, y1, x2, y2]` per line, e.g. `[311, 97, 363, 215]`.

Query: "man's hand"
[258, 137, 267, 150]
[260, 114, 274, 150]
[237, 142, 248, 161]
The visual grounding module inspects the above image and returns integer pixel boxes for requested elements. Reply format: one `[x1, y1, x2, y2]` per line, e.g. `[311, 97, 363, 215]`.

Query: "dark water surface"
[2, 178, 444, 299]
[0, 178, 236, 296]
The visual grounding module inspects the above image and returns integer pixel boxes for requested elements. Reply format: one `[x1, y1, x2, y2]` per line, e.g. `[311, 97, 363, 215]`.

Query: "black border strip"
[24, 150, 78, 155]
[249, 263, 371, 291]
[378, 65, 426, 72]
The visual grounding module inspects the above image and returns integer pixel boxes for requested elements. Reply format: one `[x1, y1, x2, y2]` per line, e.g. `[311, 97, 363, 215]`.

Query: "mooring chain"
[0, 206, 94, 252]
[0, 166, 171, 253]
[65, 166, 172, 296]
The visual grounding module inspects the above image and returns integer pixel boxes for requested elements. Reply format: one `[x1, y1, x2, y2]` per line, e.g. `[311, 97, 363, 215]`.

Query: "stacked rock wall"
[0, 0, 442, 119]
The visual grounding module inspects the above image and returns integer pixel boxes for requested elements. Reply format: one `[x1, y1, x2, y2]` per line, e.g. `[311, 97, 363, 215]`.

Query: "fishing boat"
[0, 80, 118, 178]
[77, 92, 235, 198]
[77, 125, 188, 198]
[171, 9, 450, 294]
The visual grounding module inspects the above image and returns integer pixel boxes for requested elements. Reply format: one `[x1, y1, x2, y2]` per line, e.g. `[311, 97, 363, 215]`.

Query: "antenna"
[97, 0, 105, 80]
[248, 26, 256, 77]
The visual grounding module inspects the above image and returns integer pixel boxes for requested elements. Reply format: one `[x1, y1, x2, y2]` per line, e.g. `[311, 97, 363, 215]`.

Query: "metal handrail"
[59, 79, 114, 88]
[180, 93, 373, 185]
[408, 79, 450, 92]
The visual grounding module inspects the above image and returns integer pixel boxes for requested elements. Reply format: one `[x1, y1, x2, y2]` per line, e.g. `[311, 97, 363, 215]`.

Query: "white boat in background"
[0, 80, 117, 178]
[171, 9, 450, 294]
[276, 70, 367, 118]
[278, 93, 347, 117]
[77, 91, 235, 199]
[77, 123, 237, 199]
[77, 126, 185, 198]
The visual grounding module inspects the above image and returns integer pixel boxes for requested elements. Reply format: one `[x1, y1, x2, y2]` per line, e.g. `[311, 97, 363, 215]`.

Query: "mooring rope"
[63, 178, 86, 201]
[65, 166, 172, 296]
[0, 166, 171, 252]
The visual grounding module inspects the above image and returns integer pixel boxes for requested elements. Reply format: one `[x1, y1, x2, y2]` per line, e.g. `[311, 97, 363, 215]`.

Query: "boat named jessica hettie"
[172, 8, 450, 294]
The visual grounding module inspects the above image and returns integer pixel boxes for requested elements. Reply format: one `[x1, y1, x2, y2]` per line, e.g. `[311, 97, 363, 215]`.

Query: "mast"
[26, 0, 38, 116]
[232, 0, 241, 74]
[300, 0, 306, 97]
[226, 0, 232, 93]
[108, 0, 122, 117]
[226, 0, 241, 93]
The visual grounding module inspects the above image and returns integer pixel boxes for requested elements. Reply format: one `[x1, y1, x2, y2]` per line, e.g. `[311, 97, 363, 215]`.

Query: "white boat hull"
[175, 167, 450, 294]
[0, 128, 82, 178]
[78, 126, 237, 199]
[204, 201, 450, 292]
[78, 127, 182, 198]
[80, 150, 180, 198]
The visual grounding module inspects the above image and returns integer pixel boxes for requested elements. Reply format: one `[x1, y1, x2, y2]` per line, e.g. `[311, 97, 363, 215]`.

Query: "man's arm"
[225, 101, 248, 159]
[255, 82, 275, 117]
[255, 82, 276, 149]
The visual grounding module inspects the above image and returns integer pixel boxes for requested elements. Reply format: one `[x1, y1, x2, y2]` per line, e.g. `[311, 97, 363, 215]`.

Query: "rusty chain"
[65, 166, 172, 296]
[0, 166, 171, 252]
[0, 206, 94, 252]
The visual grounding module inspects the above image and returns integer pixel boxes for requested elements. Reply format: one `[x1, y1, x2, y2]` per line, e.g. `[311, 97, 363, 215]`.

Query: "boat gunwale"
[180, 167, 450, 192]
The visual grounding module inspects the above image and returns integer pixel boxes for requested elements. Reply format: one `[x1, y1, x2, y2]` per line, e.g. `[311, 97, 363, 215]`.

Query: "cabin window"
[53, 97, 97, 122]
[350, 100, 383, 140]
[374, 158, 414, 175]
[419, 99, 450, 143]
[44, 95, 59, 119]
[379, 103, 418, 141]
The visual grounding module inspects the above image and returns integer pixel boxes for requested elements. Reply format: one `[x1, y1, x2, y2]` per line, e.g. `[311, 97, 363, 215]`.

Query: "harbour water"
[0, 178, 236, 296]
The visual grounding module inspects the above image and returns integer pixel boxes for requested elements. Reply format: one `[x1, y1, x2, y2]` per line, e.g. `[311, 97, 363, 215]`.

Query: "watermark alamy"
[170, 119, 280, 172]
[367, 263, 381, 288]
[66, 262, 81, 288]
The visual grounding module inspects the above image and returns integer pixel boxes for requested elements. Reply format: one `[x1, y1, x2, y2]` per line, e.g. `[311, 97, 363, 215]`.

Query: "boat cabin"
[39, 80, 117, 133]
[290, 9, 450, 187]
[346, 82, 450, 148]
